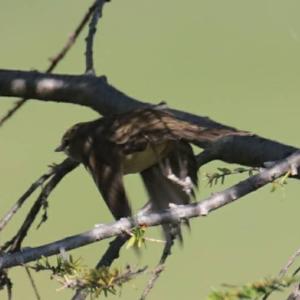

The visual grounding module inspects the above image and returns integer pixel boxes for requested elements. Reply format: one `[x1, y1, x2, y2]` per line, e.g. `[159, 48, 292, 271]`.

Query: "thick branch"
[1, 150, 299, 270]
[0, 0, 105, 127]
[0, 69, 142, 115]
[0, 69, 299, 173]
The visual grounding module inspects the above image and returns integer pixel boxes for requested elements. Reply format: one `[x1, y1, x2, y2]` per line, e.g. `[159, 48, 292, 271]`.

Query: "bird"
[55, 106, 247, 241]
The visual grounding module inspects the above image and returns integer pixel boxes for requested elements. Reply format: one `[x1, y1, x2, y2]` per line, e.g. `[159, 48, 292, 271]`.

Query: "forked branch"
[1, 150, 299, 270]
[0, 159, 79, 253]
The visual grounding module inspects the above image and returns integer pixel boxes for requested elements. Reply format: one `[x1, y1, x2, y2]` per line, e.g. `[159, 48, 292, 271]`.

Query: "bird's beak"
[54, 144, 64, 152]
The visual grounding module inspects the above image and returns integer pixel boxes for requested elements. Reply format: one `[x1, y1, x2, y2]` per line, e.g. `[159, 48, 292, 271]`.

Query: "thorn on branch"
[31, 255, 146, 298]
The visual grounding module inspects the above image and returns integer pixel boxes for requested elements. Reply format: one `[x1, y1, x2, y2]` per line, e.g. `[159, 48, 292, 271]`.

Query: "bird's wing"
[84, 143, 132, 220]
[108, 108, 250, 150]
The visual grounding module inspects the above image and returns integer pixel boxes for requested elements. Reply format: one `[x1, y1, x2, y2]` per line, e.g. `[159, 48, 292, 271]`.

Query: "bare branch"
[1, 69, 299, 175]
[0, 0, 107, 127]
[0, 69, 142, 114]
[0, 166, 55, 232]
[1, 159, 79, 252]
[1, 150, 299, 270]
[0, 99, 27, 127]
[48, 0, 107, 75]
[263, 246, 300, 300]
[140, 238, 174, 300]
[280, 249, 300, 278]
[24, 265, 41, 300]
[286, 285, 300, 300]
[85, 0, 107, 74]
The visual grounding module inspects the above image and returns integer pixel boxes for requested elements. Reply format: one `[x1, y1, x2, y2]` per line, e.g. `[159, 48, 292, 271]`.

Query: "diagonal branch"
[1, 150, 299, 270]
[85, 0, 107, 74]
[1, 159, 79, 253]
[0, 166, 56, 232]
[0, 0, 109, 127]
[263, 245, 300, 300]
[0, 69, 142, 114]
[140, 236, 174, 300]
[48, 0, 108, 75]
[0, 69, 299, 175]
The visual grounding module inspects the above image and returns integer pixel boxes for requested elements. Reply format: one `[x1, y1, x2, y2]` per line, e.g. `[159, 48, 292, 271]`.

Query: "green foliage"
[32, 255, 146, 298]
[270, 170, 291, 193]
[205, 167, 258, 187]
[207, 276, 299, 300]
[126, 226, 147, 249]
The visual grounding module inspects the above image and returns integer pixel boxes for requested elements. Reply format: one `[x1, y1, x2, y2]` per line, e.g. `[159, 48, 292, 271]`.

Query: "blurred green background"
[1, 0, 300, 299]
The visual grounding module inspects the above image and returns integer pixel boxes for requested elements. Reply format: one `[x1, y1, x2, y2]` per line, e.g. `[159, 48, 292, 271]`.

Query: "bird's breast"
[122, 142, 172, 174]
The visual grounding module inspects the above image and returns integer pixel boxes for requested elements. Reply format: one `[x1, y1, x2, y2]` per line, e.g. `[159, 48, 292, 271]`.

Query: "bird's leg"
[163, 157, 193, 195]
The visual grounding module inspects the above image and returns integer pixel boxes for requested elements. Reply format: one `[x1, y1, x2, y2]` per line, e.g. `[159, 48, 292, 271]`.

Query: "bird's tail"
[141, 142, 197, 243]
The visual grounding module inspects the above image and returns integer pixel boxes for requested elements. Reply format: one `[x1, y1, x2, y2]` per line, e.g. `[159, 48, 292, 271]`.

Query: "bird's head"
[55, 122, 91, 161]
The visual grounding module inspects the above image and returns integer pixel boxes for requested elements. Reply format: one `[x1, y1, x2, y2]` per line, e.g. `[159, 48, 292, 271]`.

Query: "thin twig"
[280, 249, 300, 278]
[140, 238, 174, 300]
[0, 0, 103, 127]
[263, 246, 300, 300]
[286, 284, 300, 300]
[57, 265, 147, 295]
[2, 150, 299, 270]
[24, 265, 41, 300]
[48, 0, 104, 74]
[0, 165, 58, 232]
[71, 205, 152, 300]
[3, 159, 78, 252]
[71, 234, 130, 300]
[276, 252, 300, 300]
[141, 265, 164, 299]
[0, 99, 27, 127]
[85, 0, 107, 74]
[71, 207, 152, 300]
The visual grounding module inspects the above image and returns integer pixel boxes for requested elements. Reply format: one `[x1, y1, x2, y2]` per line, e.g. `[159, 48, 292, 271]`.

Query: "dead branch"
[0, 0, 109, 128]
[1, 159, 78, 253]
[85, 0, 107, 74]
[0, 166, 55, 232]
[1, 150, 299, 270]
[0, 69, 299, 176]
[140, 237, 174, 300]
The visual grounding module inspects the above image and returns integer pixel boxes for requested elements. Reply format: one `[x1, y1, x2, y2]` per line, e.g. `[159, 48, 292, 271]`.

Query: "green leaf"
[126, 235, 137, 249]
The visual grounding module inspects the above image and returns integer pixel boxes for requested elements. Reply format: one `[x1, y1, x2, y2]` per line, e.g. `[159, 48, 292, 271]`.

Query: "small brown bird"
[55, 107, 246, 240]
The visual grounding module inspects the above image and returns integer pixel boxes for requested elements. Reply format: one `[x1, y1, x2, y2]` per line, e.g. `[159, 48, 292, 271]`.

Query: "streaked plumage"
[56, 107, 247, 240]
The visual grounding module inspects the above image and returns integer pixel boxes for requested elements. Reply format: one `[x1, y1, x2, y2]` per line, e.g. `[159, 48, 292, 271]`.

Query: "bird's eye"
[63, 137, 70, 145]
